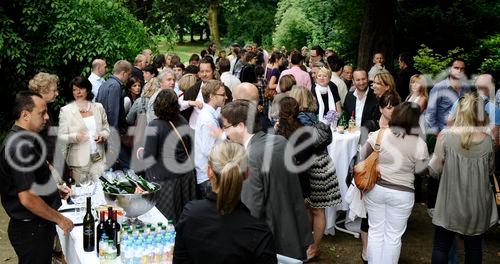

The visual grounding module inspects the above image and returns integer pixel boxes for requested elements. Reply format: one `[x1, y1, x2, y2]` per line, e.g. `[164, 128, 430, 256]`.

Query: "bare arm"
[268, 76, 278, 90]
[18, 190, 74, 234]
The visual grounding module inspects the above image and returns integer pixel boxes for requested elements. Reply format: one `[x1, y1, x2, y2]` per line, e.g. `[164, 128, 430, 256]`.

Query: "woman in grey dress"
[428, 92, 498, 263]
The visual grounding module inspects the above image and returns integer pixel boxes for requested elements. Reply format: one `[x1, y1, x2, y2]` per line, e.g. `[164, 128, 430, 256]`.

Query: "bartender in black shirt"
[0, 91, 74, 264]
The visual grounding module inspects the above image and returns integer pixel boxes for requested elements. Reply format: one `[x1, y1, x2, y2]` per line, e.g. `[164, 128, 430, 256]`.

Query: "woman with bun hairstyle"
[174, 141, 277, 263]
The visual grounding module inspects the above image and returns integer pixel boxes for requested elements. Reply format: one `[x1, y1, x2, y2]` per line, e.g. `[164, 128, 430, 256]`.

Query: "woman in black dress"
[174, 141, 277, 263]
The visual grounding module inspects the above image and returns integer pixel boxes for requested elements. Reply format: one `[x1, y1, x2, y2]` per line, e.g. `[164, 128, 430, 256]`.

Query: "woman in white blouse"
[58, 76, 110, 183]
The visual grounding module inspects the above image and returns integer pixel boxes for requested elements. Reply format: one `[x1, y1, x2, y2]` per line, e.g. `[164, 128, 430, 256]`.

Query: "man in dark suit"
[220, 100, 312, 260]
[343, 69, 379, 134]
[181, 58, 232, 128]
[396, 52, 420, 100]
[132, 54, 146, 85]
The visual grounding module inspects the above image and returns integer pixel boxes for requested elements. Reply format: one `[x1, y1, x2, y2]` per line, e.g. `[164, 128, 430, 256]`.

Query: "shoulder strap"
[168, 121, 191, 160]
[373, 128, 386, 152]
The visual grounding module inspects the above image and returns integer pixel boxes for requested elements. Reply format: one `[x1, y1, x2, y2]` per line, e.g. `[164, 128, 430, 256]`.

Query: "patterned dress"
[298, 112, 341, 208]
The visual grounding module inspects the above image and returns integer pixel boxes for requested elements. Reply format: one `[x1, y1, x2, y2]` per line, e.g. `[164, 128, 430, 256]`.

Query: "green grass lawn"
[157, 41, 207, 64]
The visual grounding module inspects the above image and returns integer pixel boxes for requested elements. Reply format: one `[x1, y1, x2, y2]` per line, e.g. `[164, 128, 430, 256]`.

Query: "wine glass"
[70, 184, 86, 218]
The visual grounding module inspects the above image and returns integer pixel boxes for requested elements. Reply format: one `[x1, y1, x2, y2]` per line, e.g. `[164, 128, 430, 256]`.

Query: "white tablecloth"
[56, 185, 168, 264]
[325, 130, 360, 235]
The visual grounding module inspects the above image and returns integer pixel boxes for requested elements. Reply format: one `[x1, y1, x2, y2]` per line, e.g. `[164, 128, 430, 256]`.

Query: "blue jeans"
[432, 225, 483, 264]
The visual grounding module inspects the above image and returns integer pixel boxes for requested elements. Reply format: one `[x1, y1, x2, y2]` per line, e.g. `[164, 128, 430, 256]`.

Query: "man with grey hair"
[96, 60, 132, 130]
[142, 49, 152, 66]
[88, 59, 107, 102]
[132, 54, 146, 85]
[146, 69, 176, 123]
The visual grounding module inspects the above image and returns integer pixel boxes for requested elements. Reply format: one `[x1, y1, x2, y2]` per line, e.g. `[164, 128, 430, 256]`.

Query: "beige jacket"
[58, 102, 110, 167]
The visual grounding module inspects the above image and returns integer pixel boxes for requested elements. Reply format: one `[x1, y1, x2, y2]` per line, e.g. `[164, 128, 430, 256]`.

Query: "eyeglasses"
[222, 123, 236, 130]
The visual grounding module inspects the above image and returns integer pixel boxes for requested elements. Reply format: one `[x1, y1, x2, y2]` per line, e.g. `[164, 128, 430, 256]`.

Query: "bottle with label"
[348, 110, 356, 131]
[96, 211, 106, 256]
[111, 210, 121, 256]
[83, 197, 95, 252]
[105, 207, 114, 239]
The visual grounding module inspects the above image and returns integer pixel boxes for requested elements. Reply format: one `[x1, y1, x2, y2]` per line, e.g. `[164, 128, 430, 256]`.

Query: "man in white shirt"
[194, 80, 227, 199]
[368, 52, 387, 81]
[343, 69, 378, 132]
[327, 56, 348, 104]
[218, 57, 240, 92]
[88, 59, 106, 102]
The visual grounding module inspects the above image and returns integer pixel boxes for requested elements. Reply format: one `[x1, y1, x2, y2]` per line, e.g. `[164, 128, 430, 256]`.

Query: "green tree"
[0, 0, 155, 128]
[273, 8, 315, 50]
[225, 1, 277, 46]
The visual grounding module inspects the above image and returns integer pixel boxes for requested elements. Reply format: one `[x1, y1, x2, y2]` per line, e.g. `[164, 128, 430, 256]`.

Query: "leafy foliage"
[413, 45, 466, 78]
[225, 1, 277, 46]
[0, 0, 155, 125]
[478, 34, 500, 81]
[273, 0, 363, 63]
[273, 8, 315, 50]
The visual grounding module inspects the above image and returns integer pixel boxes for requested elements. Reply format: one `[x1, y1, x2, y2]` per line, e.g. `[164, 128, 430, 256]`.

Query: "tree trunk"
[207, 0, 222, 48]
[190, 24, 194, 42]
[357, 0, 396, 72]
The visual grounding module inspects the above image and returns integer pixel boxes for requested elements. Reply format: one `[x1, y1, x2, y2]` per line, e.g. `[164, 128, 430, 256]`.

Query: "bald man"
[233, 82, 259, 104]
[233, 82, 271, 131]
[89, 59, 107, 102]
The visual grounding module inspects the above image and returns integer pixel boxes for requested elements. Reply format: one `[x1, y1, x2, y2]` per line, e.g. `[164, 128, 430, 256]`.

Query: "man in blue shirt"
[96, 60, 132, 132]
[194, 80, 228, 199]
[426, 59, 470, 135]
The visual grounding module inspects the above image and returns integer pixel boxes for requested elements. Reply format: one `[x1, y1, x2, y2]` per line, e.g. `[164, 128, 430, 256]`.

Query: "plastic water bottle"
[134, 242, 142, 264]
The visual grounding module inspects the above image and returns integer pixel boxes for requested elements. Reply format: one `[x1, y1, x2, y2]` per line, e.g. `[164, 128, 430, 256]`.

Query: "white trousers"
[364, 184, 414, 264]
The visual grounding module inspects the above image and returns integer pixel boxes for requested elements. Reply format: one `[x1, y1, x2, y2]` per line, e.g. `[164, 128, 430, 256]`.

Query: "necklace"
[78, 102, 91, 113]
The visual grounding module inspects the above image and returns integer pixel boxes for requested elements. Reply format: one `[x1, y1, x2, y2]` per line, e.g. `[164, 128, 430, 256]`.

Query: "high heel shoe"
[361, 254, 368, 264]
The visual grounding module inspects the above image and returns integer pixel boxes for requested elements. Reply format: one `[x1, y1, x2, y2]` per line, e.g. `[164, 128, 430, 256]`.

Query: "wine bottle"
[111, 210, 121, 256]
[115, 180, 136, 194]
[96, 211, 106, 256]
[137, 176, 156, 192]
[83, 197, 95, 252]
[100, 176, 128, 194]
[105, 207, 114, 240]
[349, 110, 356, 130]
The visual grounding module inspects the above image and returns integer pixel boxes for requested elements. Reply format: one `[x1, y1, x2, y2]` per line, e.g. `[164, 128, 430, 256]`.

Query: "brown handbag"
[493, 174, 500, 205]
[264, 87, 277, 100]
[354, 128, 386, 192]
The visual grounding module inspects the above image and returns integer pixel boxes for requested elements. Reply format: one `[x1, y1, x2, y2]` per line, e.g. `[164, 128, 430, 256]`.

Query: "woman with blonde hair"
[429, 92, 497, 263]
[178, 74, 199, 94]
[372, 72, 396, 98]
[312, 66, 342, 123]
[289, 85, 318, 126]
[174, 141, 277, 263]
[28, 72, 60, 163]
[406, 74, 430, 112]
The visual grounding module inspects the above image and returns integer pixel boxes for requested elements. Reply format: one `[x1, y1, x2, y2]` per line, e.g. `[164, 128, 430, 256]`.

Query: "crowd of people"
[0, 41, 499, 264]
